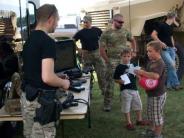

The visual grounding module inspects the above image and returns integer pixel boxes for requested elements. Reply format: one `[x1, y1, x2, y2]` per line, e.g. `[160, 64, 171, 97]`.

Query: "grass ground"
[57, 79, 184, 138]
[13, 78, 184, 138]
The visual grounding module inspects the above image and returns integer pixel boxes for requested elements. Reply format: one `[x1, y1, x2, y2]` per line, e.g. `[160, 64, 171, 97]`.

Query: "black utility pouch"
[34, 91, 57, 125]
[55, 99, 63, 123]
[25, 85, 39, 101]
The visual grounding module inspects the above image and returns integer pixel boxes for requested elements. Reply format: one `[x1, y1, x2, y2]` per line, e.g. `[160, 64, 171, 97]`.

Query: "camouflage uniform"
[82, 49, 106, 94]
[100, 28, 132, 109]
[10, 72, 22, 97]
[21, 92, 56, 138]
[73, 16, 106, 95]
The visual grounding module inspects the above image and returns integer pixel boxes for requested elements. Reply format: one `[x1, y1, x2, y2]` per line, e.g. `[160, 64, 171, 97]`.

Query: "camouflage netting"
[0, 10, 22, 52]
[4, 72, 22, 115]
[0, 11, 16, 37]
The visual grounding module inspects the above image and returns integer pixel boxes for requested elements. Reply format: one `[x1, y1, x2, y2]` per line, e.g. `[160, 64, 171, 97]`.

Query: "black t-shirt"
[146, 59, 166, 97]
[113, 63, 137, 91]
[0, 54, 18, 80]
[0, 54, 18, 90]
[154, 22, 173, 47]
[73, 27, 102, 51]
[23, 30, 56, 90]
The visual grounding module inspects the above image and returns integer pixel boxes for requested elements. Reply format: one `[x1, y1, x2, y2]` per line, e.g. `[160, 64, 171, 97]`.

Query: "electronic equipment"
[55, 39, 77, 73]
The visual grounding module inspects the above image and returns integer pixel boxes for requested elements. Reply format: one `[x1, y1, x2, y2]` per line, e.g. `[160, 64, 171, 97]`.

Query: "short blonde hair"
[147, 41, 163, 53]
[120, 47, 132, 56]
[113, 14, 123, 20]
[167, 11, 177, 19]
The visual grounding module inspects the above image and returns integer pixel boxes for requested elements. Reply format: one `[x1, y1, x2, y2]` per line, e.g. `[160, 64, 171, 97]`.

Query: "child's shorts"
[121, 89, 142, 113]
[147, 93, 166, 126]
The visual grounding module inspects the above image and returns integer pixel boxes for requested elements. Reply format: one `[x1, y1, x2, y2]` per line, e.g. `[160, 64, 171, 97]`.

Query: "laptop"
[55, 39, 77, 74]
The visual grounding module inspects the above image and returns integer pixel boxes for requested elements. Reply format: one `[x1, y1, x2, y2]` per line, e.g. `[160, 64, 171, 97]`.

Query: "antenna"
[128, 0, 131, 31]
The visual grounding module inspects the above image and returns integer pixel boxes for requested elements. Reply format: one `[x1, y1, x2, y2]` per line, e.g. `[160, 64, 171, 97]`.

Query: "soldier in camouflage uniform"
[73, 15, 106, 96]
[100, 14, 137, 111]
[21, 92, 56, 138]
[10, 72, 22, 97]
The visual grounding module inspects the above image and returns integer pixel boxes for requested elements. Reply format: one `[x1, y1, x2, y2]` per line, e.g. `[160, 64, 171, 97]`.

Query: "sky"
[0, 0, 105, 17]
[40, 0, 105, 16]
[40, 0, 106, 27]
[0, 0, 105, 27]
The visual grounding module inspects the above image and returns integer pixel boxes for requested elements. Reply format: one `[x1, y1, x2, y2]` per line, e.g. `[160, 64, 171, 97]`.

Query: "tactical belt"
[24, 84, 56, 102]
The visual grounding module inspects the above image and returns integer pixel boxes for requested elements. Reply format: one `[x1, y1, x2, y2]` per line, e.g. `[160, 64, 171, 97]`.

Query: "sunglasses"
[83, 21, 90, 24]
[114, 20, 124, 24]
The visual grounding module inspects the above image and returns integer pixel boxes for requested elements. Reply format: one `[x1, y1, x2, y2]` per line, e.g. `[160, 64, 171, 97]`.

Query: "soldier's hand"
[132, 51, 137, 58]
[161, 42, 167, 49]
[105, 59, 110, 64]
[62, 79, 70, 90]
[58, 74, 69, 79]
[173, 46, 177, 51]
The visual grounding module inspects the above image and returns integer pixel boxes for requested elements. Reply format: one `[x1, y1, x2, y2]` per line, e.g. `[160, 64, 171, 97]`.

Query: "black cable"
[74, 98, 88, 105]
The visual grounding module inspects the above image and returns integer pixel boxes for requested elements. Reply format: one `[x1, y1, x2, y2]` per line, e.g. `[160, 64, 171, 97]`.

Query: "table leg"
[87, 105, 91, 128]
[60, 120, 64, 138]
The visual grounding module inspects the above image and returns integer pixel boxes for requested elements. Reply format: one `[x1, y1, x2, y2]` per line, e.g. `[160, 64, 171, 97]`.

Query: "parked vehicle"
[82, 0, 184, 80]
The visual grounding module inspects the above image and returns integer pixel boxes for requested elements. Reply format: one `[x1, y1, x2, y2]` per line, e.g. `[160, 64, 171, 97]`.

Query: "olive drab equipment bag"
[4, 72, 22, 115]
